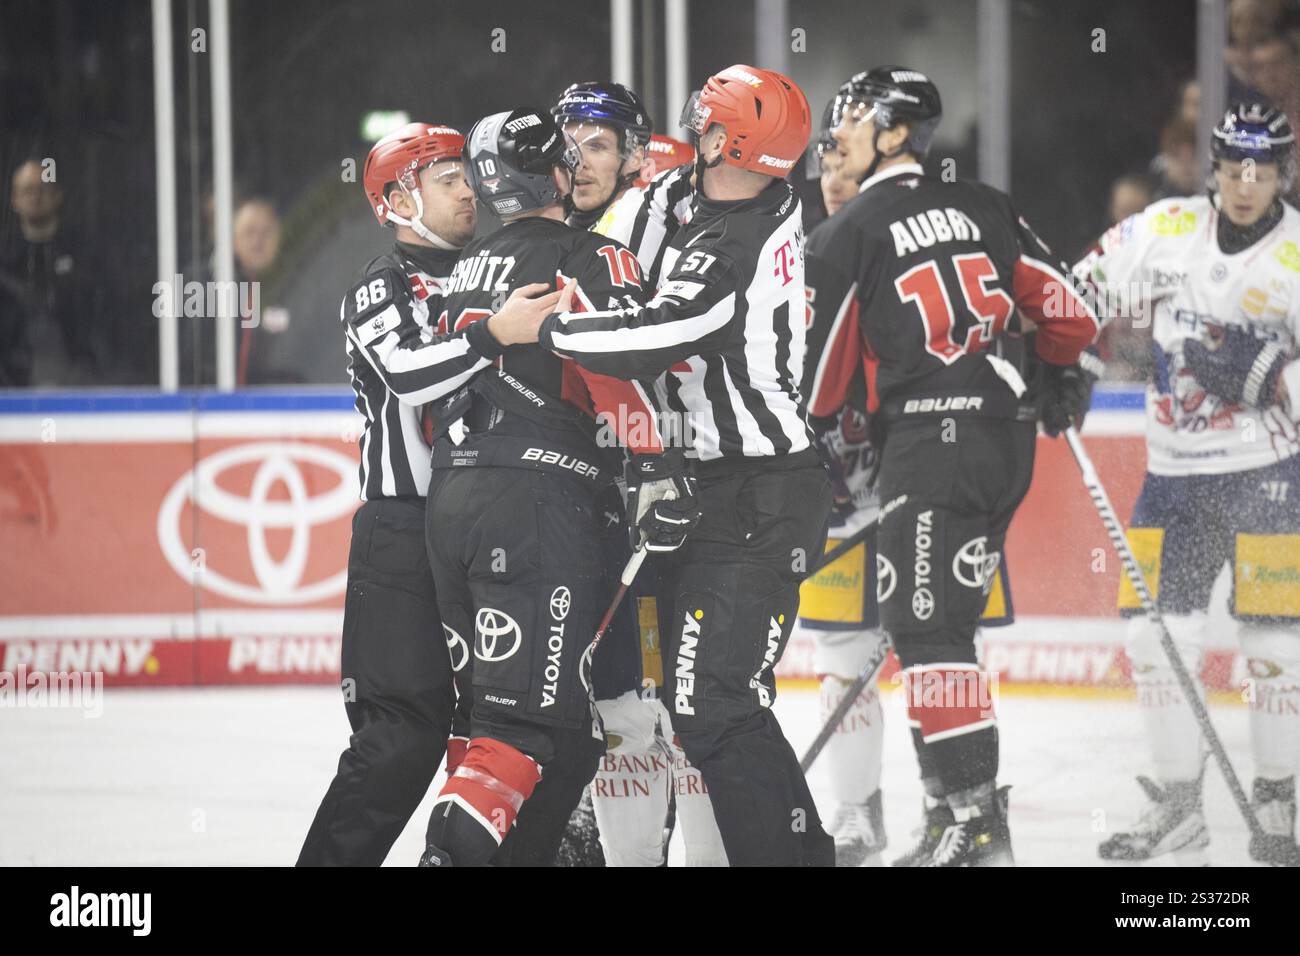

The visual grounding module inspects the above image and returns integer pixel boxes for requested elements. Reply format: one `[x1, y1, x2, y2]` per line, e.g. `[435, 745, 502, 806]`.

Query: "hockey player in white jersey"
[551, 82, 725, 866]
[1074, 104, 1300, 866]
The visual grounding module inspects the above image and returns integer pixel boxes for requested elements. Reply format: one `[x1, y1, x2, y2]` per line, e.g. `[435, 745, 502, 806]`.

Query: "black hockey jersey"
[804, 163, 1100, 423]
[341, 241, 500, 500]
[437, 215, 664, 455]
[539, 178, 813, 464]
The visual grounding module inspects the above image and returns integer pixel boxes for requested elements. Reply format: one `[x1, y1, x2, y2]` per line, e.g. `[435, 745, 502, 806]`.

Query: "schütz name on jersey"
[446, 250, 518, 295]
[890, 207, 983, 257]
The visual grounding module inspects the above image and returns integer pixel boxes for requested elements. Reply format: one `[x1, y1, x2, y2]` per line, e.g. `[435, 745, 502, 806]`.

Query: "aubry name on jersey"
[889, 206, 983, 257]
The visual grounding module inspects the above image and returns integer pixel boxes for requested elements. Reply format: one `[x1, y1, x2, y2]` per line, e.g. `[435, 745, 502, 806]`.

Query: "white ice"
[0, 670, 1259, 866]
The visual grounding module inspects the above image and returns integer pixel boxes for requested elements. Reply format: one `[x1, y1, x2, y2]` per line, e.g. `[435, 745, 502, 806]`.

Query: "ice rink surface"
[0, 675, 1260, 867]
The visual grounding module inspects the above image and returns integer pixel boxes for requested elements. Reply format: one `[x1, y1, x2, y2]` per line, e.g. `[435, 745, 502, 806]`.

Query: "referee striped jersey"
[541, 178, 814, 462]
[340, 241, 500, 499]
[592, 164, 696, 287]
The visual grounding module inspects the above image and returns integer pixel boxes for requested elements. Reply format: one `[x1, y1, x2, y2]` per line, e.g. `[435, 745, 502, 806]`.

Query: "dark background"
[0, 0, 1197, 385]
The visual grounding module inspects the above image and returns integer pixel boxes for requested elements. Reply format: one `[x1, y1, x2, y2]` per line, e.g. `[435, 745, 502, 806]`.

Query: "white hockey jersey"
[590, 164, 695, 287]
[1074, 195, 1300, 475]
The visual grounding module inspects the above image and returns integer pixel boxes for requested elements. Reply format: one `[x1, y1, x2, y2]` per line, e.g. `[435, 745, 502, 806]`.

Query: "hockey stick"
[1063, 426, 1266, 843]
[803, 513, 881, 580]
[578, 547, 648, 732]
[583, 507, 875, 739]
[584, 494, 862, 679]
[798, 634, 893, 772]
[794, 503, 905, 770]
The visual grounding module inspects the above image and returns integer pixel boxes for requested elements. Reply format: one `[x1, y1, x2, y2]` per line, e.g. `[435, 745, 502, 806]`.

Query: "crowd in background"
[2, 0, 1295, 389]
[0, 158, 292, 388]
[1097, 0, 1300, 381]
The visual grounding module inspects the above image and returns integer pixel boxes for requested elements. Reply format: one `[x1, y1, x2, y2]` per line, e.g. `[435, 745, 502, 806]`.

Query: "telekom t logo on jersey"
[774, 240, 796, 286]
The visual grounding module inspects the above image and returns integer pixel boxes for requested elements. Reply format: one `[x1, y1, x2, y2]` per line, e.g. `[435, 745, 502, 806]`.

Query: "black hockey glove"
[624, 450, 701, 552]
[1036, 350, 1101, 438]
[1183, 323, 1287, 409]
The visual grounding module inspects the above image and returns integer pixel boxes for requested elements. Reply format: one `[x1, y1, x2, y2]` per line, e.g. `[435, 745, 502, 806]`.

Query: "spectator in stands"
[0, 158, 107, 386]
[1093, 172, 1158, 384]
[231, 198, 297, 385]
[1108, 172, 1154, 225]
[1226, 0, 1293, 98]
[180, 195, 298, 387]
[1150, 119, 1201, 198]
[1178, 79, 1201, 126]
[1227, 17, 1300, 202]
[0, 273, 32, 386]
[1246, 33, 1300, 117]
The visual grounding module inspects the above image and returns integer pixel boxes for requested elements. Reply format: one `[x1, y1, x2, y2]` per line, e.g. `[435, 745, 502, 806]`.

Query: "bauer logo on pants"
[475, 608, 522, 662]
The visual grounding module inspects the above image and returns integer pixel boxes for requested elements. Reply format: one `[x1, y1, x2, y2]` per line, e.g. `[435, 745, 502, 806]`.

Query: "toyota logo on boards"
[157, 442, 355, 604]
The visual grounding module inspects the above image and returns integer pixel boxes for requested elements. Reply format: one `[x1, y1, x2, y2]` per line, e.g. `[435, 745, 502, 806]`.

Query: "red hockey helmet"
[635, 134, 696, 188]
[363, 122, 465, 226]
[680, 65, 811, 176]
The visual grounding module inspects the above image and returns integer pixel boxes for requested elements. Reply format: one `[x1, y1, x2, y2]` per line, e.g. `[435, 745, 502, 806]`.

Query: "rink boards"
[0, 386, 1250, 692]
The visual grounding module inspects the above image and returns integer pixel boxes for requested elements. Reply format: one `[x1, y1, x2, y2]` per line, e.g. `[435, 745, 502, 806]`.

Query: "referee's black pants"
[659, 456, 835, 866]
[298, 497, 456, 866]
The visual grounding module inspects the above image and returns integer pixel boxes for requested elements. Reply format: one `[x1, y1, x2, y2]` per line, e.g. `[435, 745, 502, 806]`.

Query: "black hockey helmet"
[463, 108, 580, 218]
[552, 81, 653, 155]
[832, 66, 942, 177]
[807, 96, 841, 179]
[1210, 102, 1296, 189]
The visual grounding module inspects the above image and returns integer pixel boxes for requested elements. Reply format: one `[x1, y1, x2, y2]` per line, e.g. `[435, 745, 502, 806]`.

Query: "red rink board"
[0, 396, 1238, 690]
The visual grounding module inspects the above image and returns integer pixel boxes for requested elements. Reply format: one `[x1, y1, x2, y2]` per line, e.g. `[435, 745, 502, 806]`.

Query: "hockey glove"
[624, 449, 701, 552]
[1183, 323, 1287, 409]
[816, 406, 878, 513]
[1036, 352, 1099, 437]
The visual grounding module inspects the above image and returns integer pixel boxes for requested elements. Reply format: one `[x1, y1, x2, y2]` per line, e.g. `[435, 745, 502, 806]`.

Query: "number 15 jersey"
[803, 162, 1100, 423]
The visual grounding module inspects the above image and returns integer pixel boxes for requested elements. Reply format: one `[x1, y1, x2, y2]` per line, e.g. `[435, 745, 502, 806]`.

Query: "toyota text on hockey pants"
[874, 416, 1036, 796]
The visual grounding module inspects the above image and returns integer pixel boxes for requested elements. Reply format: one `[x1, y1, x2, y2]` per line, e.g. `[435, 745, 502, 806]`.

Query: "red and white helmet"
[635, 134, 696, 188]
[363, 122, 465, 243]
[680, 65, 811, 176]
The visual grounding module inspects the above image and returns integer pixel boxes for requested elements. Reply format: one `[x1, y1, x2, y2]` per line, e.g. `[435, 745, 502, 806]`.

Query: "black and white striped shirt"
[541, 179, 814, 462]
[592, 164, 696, 287]
[340, 241, 499, 499]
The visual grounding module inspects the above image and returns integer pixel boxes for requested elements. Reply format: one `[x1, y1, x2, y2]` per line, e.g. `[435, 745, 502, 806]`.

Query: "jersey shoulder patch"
[340, 266, 406, 325]
[1142, 195, 1208, 238]
[665, 225, 738, 289]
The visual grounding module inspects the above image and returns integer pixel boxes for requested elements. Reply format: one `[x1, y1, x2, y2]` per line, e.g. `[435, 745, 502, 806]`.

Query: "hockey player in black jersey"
[518, 65, 835, 867]
[551, 83, 729, 866]
[417, 108, 700, 868]
[300, 123, 482, 866]
[804, 68, 1102, 865]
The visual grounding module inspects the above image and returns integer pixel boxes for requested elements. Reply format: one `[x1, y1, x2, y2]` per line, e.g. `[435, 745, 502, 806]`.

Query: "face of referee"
[388, 159, 477, 247]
